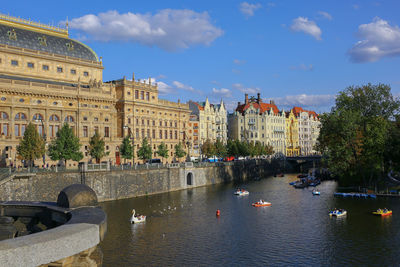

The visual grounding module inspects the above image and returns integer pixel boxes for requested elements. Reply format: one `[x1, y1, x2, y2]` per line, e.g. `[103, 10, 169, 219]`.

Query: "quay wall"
[0, 160, 281, 202]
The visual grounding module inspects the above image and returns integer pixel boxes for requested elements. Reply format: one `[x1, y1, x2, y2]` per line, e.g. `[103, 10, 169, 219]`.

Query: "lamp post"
[35, 118, 46, 166]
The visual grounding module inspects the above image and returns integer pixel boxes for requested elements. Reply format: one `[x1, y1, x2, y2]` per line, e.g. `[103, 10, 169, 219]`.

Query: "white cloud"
[348, 17, 400, 63]
[318, 11, 333, 20]
[232, 83, 260, 94]
[239, 2, 262, 17]
[232, 69, 241, 75]
[66, 9, 223, 51]
[290, 64, 314, 71]
[212, 88, 232, 98]
[172, 81, 196, 92]
[290, 17, 322, 40]
[270, 94, 335, 110]
[233, 59, 246, 65]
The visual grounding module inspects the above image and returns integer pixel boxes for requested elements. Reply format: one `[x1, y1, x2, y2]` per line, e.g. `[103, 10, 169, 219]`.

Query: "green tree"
[156, 142, 169, 163]
[137, 138, 152, 162]
[226, 139, 239, 157]
[120, 135, 133, 163]
[317, 83, 400, 186]
[262, 144, 274, 156]
[201, 139, 215, 158]
[237, 140, 250, 157]
[214, 139, 227, 158]
[17, 123, 45, 167]
[89, 130, 107, 163]
[385, 116, 400, 172]
[174, 142, 186, 159]
[48, 123, 83, 166]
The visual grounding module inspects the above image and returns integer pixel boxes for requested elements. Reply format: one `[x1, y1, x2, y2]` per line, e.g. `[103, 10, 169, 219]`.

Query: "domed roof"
[0, 22, 99, 62]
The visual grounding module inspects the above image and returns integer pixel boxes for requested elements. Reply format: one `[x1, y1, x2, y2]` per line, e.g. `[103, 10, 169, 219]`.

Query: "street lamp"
[35, 118, 46, 166]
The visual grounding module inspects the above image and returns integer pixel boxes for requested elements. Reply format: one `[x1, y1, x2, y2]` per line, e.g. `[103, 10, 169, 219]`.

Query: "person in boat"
[384, 208, 388, 213]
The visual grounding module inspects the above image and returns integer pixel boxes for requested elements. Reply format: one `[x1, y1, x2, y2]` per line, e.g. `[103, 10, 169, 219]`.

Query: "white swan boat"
[130, 209, 146, 224]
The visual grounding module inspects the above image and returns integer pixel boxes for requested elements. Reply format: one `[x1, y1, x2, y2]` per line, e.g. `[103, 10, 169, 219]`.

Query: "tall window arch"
[0, 112, 9, 120]
[0, 112, 9, 136]
[65, 115, 74, 122]
[49, 114, 60, 121]
[32, 113, 43, 121]
[15, 112, 27, 120]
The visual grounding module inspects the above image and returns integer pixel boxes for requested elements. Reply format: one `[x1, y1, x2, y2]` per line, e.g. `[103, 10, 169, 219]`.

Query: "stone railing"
[0, 184, 107, 267]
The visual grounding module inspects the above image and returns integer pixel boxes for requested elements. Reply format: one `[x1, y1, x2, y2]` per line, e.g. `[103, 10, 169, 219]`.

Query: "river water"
[100, 174, 400, 266]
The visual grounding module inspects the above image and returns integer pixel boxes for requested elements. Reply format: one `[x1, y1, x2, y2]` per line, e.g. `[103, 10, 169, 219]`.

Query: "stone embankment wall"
[0, 160, 280, 202]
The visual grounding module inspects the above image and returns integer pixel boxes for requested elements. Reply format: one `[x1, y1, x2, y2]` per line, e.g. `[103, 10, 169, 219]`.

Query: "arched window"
[15, 112, 27, 120]
[65, 116, 74, 122]
[0, 112, 8, 120]
[49, 115, 60, 121]
[33, 113, 43, 121]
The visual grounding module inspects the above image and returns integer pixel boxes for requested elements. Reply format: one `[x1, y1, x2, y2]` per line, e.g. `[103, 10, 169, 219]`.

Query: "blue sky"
[3, 0, 400, 112]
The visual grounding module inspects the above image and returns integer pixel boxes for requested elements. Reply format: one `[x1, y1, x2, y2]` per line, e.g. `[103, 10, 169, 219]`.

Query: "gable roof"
[236, 102, 280, 115]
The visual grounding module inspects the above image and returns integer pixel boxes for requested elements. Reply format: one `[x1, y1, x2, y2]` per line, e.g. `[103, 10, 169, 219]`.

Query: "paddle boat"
[329, 209, 347, 217]
[234, 189, 249, 196]
[372, 208, 392, 217]
[130, 209, 146, 224]
[252, 199, 271, 207]
[312, 190, 320, 195]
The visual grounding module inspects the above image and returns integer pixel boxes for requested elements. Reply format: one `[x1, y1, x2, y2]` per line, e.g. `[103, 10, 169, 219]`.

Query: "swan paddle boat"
[312, 190, 320, 195]
[329, 209, 347, 217]
[234, 189, 249, 196]
[372, 208, 392, 217]
[130, 209, 146, 224]
[252, 200, 271, 207]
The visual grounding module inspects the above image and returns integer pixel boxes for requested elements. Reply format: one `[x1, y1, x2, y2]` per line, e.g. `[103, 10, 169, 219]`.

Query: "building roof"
[236, 102, 280, 115]
[0, 20, 99, 62]
[193, 102, 205, 111]
[292, 106, 318, 119]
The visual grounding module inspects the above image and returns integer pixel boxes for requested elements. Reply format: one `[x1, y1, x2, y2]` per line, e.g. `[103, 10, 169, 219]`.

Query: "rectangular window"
[83, 71, 89, 76]
[140, 91, 144, 100]
[159, 130, 162, 139]
[170, 130, 173, 139]
[146, 92, 149, 101]
[165, 130, 168, 139]
[21, 124, 26, 136]
[135, 90, 139, 99]
[15, 124, 19, 137]
[147, 129, 150, 138]
[136, 128, 139, 138]
[2, 124, 8, 136]
[141, 129, 145, 138]
[159, 121, 162, 126]
[105, 127, 110, 137]
[147, 120, 150, 126]
[175, 131, 177, 139]
[55, 125, 59, 135]
[71, 69, 76, 75]
[83, 126, 88, 137]
[128, 118, 131, 124]
[38, 125, 43, 137]
[152, 129, 156, 139]
[57, 67, 63, 73]
[49, 125, 53, 137]
[11, 60, 18, 66]
[27, 62, 34, 68]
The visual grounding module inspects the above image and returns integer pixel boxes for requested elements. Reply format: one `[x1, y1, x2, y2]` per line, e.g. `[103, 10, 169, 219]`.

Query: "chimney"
[257, 93, 261, 103]
[245, 94, 249, 104]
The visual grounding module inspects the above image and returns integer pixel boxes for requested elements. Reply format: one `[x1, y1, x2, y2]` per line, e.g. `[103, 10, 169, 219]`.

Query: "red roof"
[193, 102, 204, 111]
[292, 106, 318, 119]
[236, 102, 280, 114]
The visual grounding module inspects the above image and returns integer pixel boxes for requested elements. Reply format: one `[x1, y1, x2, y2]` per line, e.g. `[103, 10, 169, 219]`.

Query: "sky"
[3, 0, 400, 113]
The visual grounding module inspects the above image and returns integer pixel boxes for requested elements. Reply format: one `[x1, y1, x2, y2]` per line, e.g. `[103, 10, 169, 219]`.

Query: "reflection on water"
[100, 174, 400, 266]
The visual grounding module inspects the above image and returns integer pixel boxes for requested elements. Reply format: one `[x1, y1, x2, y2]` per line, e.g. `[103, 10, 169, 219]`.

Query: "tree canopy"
[89, 131, 107, 163]
[17, 123, 45, 167]
[48, 123, 83, 166]
[137, 138, 152, 161]
[156, 142, 169, 162]
[317, 83, 400, 186]
[174, 142, 186, 159]
[120, 135, 133, 163]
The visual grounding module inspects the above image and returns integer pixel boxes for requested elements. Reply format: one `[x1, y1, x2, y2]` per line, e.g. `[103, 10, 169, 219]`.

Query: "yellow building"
[0, 14, 190, 167]
[114, 75, 191, 164]
[285, 110, 300, 156]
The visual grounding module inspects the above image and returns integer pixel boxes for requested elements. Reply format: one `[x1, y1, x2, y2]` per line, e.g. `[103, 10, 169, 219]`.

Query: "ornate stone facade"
[0, 14, 189, 166]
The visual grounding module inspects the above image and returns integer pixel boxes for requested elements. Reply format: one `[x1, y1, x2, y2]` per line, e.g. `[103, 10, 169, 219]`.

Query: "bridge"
[285, 155, 322, 172]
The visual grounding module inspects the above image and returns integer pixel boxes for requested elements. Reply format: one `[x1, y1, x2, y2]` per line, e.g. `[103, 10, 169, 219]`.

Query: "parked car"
[223, 156, 235, 162]
[148, 159, 161, 164]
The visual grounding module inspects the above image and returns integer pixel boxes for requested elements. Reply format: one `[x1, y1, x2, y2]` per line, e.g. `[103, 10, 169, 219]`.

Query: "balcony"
[248, 121, 255, 125]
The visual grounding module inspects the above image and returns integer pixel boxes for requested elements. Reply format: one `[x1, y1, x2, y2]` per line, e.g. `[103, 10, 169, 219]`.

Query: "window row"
[82, 126, 110, 138]
[0, 112, 75, 122]
[134, 129, 181, 140]
[1, 123, 66, 138]
[9, 60, 89, 76]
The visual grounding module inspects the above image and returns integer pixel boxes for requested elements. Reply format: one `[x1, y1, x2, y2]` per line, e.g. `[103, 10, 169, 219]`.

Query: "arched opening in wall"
[187, 172, 193, 186]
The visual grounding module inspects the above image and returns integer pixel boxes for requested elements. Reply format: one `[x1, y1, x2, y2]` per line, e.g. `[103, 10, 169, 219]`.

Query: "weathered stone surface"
[57, 184, 98, 208]
[0, 216, 14, 224]
[0, 160, 280, 202]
